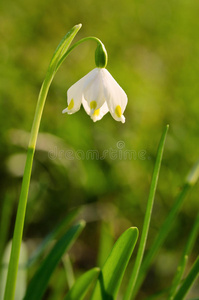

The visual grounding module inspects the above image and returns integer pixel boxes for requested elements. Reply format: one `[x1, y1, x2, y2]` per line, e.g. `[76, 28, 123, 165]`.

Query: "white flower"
[62, 68, 128, 123]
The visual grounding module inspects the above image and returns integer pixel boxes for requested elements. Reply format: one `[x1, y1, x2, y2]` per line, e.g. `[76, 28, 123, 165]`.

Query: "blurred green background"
[0, 0, 199, 298]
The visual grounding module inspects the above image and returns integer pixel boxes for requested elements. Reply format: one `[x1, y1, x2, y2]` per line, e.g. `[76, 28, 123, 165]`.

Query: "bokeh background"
[0, 0, 199, 298]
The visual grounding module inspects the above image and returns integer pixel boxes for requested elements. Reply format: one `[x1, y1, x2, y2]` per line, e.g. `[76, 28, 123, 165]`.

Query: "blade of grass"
[63, 254, 75, 289]
[97, 221, 114, 268]
[168, 213, 199, 300]
[63, 268, 100, 300]
[133, 184, 190, 297]
[27, 208, 79, 268]
[23, 221, 85, 300]
[91, 227, 139, 300]
[124, 124, 169, 300]
[48, 24, 82, 74]
[173, 255, 199, 300]
[132, 159, 199, 298]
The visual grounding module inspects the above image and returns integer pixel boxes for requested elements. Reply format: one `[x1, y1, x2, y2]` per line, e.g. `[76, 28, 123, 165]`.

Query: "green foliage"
[173, 255, 199, 300]
[97, 221, 114, 267]
[23, 221, 85, 300]
[27, 208, 79, 268]
[169, 213, 199, 299]
[49, 24, 82, 74]
[133, 183, 191, 296]
[91, 227, 138, 300]
[63, 267, 100, 300]
[124, 125, 169, 300]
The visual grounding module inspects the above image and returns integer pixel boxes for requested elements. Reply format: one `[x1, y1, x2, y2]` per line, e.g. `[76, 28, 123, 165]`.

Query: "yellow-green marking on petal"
[115, 105, 122, 118]
[67, 99, 74, 110]
[93, 108, 100, 116]
[90, 101, 97, 110]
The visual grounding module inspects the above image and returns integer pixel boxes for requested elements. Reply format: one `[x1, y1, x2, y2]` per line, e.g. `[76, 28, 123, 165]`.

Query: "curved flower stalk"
[62, 68, 128, 123]
[3, 24, 127, 300]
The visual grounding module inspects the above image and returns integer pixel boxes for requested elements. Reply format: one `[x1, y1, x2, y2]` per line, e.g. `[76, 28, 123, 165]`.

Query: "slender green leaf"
[168, 213, 199, 299]
[27, 208, 79, 267]
[124, 125, 169, 300]
[48, 24, 82, 73]
[169, 256, 188, 300]
[97, 221, 114, 267]
[63, 254, 75, 289]
[133, 159, 199, 297]
[173, 255, 199, 300]
[91, 227, 139, 300]
[63, 268, 100, 300]
[23, 221, 85, 300]
[133, 184, 192, 297]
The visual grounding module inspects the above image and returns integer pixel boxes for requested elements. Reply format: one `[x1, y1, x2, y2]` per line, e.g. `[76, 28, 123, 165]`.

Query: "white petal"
[102, 69, 128, 123]
[62, 77, 84, 114]
[82, 98, 91, 115]
[82, 68, 99, 89]
[83, 68, 106, 111]
[62, 69, 98, 115]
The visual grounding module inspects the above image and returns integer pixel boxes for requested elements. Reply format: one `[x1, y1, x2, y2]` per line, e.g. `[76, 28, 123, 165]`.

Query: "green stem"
[3, 24, 84, 300]
[55, 36, 106, 72]
[3, 147, 34, 300]
[3, 74, 53, 300]
[124, 125, 169, 300]
[29, 78, 53, 148]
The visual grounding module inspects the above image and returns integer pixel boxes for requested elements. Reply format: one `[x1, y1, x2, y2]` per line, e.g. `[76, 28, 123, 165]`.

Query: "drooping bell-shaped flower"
[62, 43, 128, 123]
